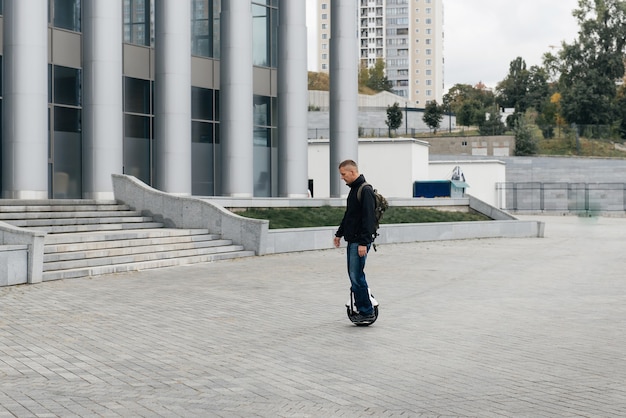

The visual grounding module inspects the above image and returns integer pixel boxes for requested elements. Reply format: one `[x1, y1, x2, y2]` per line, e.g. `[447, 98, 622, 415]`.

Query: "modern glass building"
[0, 0, 310, 199]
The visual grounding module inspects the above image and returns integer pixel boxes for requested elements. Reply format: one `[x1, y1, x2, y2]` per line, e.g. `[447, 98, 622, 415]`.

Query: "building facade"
[0, 0, 310, 199]
[313, 0, 444, 106]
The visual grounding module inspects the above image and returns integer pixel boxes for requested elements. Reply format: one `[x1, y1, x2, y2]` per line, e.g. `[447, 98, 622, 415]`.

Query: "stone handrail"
[111, 174, 269, 255]
[0, 220, 45, 283]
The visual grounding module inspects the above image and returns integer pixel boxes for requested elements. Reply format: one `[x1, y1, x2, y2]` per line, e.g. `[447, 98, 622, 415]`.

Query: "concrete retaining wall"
[0, 244, 29, 286]
[0, 221, 45, 284]
[263, 195, 544, 254]
[112, 174, 270, 255]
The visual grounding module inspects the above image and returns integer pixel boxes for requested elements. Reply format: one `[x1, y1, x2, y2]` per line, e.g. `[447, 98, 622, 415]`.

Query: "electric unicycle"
[346, 288, 379, 326]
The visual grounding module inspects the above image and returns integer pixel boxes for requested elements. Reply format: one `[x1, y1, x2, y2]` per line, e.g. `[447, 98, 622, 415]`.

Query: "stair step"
[44, 229, 218, 252]
[0, 210, 143, 220]
[8, 215, 156, 228]
[26, 222, 165, 234]
[44, 238, 234, 262]
[2, 199, 256, 281]
[0, 199, 125, 212]
[42, 249, 255, 280]
[43, 244, 247, 272]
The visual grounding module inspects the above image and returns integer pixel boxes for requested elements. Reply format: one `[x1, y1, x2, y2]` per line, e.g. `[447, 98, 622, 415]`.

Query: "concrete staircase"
[0, 200, 255, 281]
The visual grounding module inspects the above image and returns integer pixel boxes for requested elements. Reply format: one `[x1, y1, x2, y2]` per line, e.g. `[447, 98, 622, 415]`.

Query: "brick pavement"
[1, 215, 625, 417]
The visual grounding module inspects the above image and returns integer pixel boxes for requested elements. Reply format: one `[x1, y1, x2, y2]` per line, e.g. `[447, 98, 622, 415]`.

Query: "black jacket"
[335, 174, 377, 245]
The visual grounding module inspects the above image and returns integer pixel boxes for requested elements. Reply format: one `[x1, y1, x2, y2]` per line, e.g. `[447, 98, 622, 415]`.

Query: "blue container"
[413, 180, 469, 198]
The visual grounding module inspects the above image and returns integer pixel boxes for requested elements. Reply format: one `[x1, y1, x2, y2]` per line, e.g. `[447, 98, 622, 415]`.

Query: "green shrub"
[235, 206, 490, 229]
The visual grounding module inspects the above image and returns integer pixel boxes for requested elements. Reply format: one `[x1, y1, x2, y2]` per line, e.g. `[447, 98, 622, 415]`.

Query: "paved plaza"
[1, 215, 625, 417]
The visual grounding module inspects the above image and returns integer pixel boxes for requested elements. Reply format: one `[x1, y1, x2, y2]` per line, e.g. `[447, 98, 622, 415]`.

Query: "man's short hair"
[338, 159, 358, 170]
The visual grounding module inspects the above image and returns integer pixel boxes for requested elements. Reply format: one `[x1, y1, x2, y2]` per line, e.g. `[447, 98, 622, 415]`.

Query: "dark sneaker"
[352, 312, 375, 324]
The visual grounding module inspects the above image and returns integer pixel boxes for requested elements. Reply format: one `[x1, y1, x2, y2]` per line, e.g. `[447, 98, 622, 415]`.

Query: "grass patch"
[235, 206, 490, 229]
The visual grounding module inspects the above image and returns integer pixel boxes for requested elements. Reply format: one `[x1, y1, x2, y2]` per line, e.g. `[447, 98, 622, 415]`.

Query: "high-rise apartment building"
[312, 0, 444, 106]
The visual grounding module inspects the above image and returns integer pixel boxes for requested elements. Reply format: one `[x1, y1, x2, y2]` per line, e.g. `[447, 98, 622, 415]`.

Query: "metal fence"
[496, 182, 626, 213]
[308, 127, 433, 139]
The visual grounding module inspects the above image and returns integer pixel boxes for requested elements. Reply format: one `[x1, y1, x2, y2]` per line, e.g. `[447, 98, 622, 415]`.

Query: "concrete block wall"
[427, 135, 515, 156]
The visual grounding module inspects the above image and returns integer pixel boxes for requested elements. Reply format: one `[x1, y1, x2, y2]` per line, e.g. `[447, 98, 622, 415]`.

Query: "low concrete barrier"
[198, 192, 544, 255]
[264, 220, 544, 254]
[0, 221, 45, 284]
[112, 174, 269, 255]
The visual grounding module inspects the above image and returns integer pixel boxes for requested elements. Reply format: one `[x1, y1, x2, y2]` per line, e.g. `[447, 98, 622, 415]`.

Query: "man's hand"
[358, 245, 367, 257]
[333, 236, 341, 248]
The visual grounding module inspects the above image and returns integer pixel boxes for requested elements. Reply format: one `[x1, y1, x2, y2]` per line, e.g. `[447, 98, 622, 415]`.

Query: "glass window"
[124, 77, 151, 114]
[192, 87, 214, 121]
[252, 4, 269, 67]
[54, 66, 81, 106]
[253, 95, 275, 197]
[123, 77, 153, 185]
[251, 2, 277, 67]
[192, 121, 215, 195]
[53, 107, 82, 198]
[191, 0, 210, 57]
[53, 0, 81, 32]
[124, 114, 152, 184]
[123, 0, 152, 46]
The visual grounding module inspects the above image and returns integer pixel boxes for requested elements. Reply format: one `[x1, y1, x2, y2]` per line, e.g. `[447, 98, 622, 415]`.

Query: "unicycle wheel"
[346, 305, 379, 326]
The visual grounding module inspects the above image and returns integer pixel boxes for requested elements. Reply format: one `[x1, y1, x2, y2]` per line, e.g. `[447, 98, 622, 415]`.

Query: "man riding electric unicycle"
[333, 160, 380, 326]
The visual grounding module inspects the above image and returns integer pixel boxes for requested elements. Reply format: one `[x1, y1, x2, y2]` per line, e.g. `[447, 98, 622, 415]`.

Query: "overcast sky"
[306, 0, 581, 93]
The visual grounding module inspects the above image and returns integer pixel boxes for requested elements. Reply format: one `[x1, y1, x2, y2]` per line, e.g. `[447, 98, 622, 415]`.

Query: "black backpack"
[357, 182, 389, 249]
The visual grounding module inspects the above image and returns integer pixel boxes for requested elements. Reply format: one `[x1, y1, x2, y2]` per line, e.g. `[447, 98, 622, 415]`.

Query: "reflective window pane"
[192, 87, 214, 121]
[192, 121, 214, 195]
[191, 0, 211, 57]
[54, 66, 81, 106]
[124, 77, 151, 114]
[53, 107, 82, 198]
[124, 114, 152, 185]
[123, 0, 151, 46]
[252, 4, 269, 67]
[53, 0, 81, 32]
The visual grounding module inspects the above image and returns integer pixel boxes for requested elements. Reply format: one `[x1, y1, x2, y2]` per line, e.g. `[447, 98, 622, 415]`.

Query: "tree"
[545, 0, 626, 128]
[385, 102, 403, 137]
[513, 111, 539, 156]
[422, 101, 445, 134]
[361, 59, 393, 92]
[443, 83, 496, 129]
[479, 108, 506, 136]
[496, 57, 530, 111]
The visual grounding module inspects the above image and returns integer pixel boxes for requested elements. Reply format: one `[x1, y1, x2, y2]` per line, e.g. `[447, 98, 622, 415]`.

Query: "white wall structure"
[309, 139, 506, 203]
[309, 138, 430, 198]
[428, 160, 506, 207]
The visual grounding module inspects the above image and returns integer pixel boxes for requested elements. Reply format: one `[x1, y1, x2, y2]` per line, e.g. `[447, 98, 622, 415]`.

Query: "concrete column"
[2, 0, 48, 199]
[82, 0, 123, 200]
[329, 0, 359, 197]
[277, 0, 309, 198]
[220, 0, 254, 197]
[154, 0, 192, 195]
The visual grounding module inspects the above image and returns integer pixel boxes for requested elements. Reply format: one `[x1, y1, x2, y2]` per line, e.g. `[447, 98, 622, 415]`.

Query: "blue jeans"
[346, 242, 373, 315]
